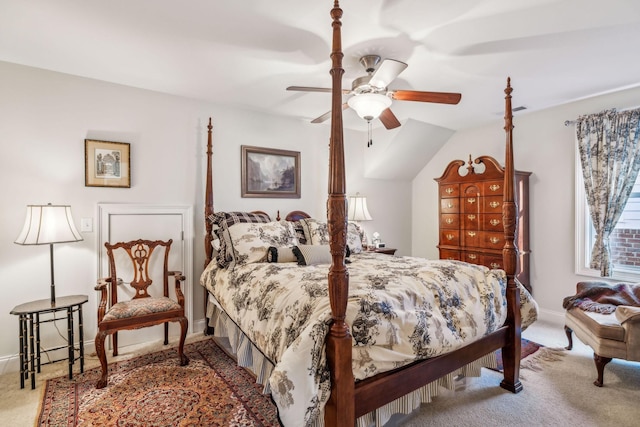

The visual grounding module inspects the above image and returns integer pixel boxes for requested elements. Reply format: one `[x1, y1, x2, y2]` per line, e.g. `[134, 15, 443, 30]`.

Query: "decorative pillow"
[292, 244, 332, 266]
[292, 220, 307, 245]
[346, 222, 364, 254]
[267, 246, 298, 263]
[227, 221, 298, 266]
[210, 211, 271, 268]
[300, 218, 364, 253]
[301, 218, 329, 245]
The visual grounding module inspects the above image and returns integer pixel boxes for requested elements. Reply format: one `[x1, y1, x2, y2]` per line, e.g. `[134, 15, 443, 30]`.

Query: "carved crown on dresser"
[435, 155, 531, 292]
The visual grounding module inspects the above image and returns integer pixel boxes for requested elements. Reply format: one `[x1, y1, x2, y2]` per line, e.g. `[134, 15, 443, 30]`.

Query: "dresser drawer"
[484, 232, 504, 249]
[440, 198, 459, 213]
[462, 195, 481, 213]
[439, 184, 460, 198]
[483, 180, 503, 195]
[463, 213, 481, 230]
[462, 251, 483, 265]
[483, 214, 502, 230]
[462, 229, 482, 247]
[439, 249, 461, 261]
[484, 255, 504, 270]
[440, 230, 460, 246]
[440, 214, 459, 229]
[484, 196, 502, 213]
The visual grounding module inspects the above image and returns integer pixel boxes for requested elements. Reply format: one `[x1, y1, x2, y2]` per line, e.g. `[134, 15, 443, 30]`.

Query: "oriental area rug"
[37, 338, 280, 427]
[493, 338, 564, 372]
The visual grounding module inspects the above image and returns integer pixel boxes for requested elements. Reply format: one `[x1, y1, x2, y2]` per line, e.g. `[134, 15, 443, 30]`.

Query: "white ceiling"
[2, 0, 640, 158]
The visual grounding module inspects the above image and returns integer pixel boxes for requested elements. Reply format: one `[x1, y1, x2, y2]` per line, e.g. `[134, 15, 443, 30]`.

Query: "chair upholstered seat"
[565, 282, 640, 387]
[102, 297, 182, 322]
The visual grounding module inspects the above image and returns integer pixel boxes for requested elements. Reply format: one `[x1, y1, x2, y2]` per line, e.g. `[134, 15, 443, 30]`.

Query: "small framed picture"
[84, 139, 131, 188]
[241, 145, 300, 198]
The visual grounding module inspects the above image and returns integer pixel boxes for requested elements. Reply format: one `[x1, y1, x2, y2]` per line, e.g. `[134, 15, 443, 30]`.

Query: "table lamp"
[347, 193, 372, 246]
[14, 203, 83, 306]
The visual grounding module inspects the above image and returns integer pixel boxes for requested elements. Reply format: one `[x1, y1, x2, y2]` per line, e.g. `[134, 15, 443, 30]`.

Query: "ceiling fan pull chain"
[367, 120, 373, 147]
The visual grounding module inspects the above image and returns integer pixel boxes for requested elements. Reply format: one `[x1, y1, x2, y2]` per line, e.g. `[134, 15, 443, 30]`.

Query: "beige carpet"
[1, 322, 638, 426]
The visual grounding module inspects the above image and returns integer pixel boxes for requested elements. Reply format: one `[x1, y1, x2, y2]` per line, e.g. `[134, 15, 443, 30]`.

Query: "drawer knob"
[490, 219, 500, 226]
[489, 184, 501, 192]
[468, 231, 477, 237]
[467, 197, 476, 204]
[490, 237, 500, 244]
[445, 218, 454, 224]
[489, 201, 500, 209]
[468, 253, 477, 260]
[467, 214, 476, 220]
[445, 187, 454, 194]
[446, 234, 455, 240]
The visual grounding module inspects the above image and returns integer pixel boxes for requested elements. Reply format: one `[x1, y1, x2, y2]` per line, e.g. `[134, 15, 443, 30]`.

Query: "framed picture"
[241, 145, 300, 198]
[85, 139, 131, 188]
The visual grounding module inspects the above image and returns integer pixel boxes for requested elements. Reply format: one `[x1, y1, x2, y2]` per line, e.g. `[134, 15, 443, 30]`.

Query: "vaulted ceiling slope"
[2, 0, 640, 170]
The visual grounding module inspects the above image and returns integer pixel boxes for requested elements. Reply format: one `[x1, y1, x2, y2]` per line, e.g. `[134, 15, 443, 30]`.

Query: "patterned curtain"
[577, 108, 640, 276]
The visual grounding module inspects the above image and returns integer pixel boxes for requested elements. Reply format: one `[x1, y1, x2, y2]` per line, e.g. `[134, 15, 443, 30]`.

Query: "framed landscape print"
[85, 139, 131, 188]
[241, 145, 300, 198]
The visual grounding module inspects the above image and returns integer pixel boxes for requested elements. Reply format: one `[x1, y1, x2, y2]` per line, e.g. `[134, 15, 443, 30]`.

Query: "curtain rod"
[565, 106, 640, 126]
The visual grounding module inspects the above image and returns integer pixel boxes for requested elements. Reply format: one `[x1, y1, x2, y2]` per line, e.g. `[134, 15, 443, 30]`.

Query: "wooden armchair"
[94, 239, 189, 389]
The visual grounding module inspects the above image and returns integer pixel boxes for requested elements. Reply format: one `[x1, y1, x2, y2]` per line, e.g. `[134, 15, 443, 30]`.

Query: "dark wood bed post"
[499, 78, 523, 393]
[204, 118, 215, 334]
[324, 1, 355, 426]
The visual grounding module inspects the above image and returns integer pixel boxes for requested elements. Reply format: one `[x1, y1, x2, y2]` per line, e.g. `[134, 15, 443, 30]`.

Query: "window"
[576, 148, 640, 280]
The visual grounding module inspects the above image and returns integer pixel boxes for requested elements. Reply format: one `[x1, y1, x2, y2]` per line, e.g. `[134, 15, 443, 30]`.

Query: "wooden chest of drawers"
[435, 155, 531, 292]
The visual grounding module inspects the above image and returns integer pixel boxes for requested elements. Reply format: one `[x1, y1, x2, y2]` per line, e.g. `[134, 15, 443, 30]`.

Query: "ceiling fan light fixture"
[348, 93, 392, 121]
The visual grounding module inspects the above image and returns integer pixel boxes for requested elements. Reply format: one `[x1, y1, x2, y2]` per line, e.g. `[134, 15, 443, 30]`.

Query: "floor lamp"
[14, 203, 83, 306]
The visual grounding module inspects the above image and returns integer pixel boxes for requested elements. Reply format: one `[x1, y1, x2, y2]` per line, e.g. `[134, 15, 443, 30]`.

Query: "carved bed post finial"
[325, 1, 355, 426]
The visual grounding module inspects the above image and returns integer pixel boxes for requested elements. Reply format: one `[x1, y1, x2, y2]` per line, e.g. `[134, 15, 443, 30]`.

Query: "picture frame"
[241, 145, 300, 198]
[84, 139, 131, 188]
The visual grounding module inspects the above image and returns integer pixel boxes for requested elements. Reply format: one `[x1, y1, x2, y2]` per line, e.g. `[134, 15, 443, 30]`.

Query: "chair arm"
[616, 306, 640, 361]
[616, 305, 640, 324]
[169, 271, 186, 307]
[95, 278, 112, 323]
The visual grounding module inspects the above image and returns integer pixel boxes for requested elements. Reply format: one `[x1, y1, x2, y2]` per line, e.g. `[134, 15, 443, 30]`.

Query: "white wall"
[0, 61, 411, 373]
[413, 83, 640, 324]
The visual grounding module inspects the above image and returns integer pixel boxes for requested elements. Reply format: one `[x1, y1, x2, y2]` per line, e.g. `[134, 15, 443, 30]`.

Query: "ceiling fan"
[287, 55, 462, 130]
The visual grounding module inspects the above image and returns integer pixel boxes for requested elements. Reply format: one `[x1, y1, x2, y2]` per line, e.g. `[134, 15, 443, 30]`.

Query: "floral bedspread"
[200, 252, 538, 426]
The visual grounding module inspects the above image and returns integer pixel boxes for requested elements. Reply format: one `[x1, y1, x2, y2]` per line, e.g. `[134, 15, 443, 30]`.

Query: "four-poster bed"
[200, 1, 536, 426]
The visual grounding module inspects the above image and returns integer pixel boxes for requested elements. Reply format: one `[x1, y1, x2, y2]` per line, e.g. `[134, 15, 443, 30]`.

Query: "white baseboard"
[536, 308, 566, 326]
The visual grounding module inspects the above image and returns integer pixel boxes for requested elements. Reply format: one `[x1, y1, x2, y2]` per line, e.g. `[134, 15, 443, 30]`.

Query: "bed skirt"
[206, 296, 497, 427]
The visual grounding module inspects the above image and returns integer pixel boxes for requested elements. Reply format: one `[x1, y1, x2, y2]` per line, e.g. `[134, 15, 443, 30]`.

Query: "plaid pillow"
[210, 211, 271, 268]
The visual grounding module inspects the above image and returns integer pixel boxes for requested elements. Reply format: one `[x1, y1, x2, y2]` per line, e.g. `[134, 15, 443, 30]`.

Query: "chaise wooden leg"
[593, 354, 612, 387]
[178, 317, 189, 366]
[95, 331, 109, 389]
[564, 325, 574, 350]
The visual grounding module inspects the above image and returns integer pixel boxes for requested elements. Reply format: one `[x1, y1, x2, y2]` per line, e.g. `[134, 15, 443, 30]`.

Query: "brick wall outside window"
[611, 228, 640, 267]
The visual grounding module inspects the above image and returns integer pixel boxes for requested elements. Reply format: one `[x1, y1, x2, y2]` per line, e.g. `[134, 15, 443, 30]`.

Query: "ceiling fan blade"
[391, 90, 462, 104]
[379, 108, 401, 130]
[310, 103, 349, 123]
[369, 59, 408, 89]
[287, 86, 351, 95]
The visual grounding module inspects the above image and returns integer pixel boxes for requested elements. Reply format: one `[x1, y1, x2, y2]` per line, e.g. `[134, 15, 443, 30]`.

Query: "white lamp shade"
[347, 93, 392, 121]
[347, 193, 372, 221]
[15, 204, 83, 245]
